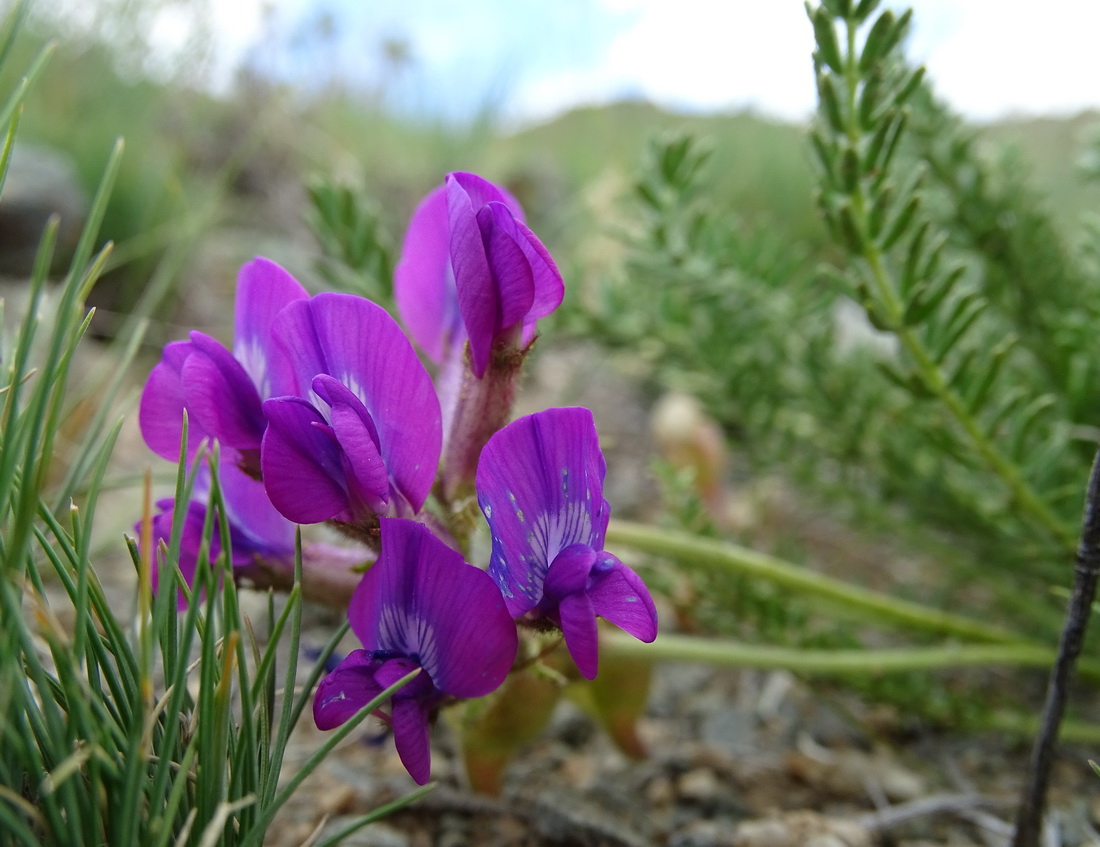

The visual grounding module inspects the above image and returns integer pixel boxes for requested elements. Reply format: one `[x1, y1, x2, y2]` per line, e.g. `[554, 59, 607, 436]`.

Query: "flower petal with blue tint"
[476, 407, 608, 616]
[217, 458, 297, 558]
[587, 554, 659, 645]
[352, 518, 517, 698]
[141, 457, 296, 609]
[514, 220, 564, 346]
[447, 177, 498, 378]
[313, 649, 385, 731]
[558, 592, 599, 680]
[391, 697, 432, 785]
[146, 498, 209, 608]
[448, 171, 526, 218]
[476, 407, 658, 679]
[542, 543, 597, 603]
[478, 202, 535, 333]
[395, 173, 529, 367]
[315, 518, 517, 785]
[313, 374, 390, 514]
[140, 257, 310, 466]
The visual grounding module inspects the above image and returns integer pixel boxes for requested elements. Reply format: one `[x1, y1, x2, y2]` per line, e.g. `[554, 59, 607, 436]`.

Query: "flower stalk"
[601, 630, 1096, 677]
[606, 519, 1020, 645]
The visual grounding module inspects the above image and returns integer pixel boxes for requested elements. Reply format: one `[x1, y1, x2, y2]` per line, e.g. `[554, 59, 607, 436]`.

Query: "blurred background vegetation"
[5, 1, 1096, 333]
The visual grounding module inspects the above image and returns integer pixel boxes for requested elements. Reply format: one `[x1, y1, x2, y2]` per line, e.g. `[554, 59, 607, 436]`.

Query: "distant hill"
[500, 100, 1100, 252]
[496, 100, 825, 250]
[977, 110, 1100, 231]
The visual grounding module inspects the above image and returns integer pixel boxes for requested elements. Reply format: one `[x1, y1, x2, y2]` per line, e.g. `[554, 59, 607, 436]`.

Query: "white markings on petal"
[530, 498, 594, 565]
[236, 339, 269, 396]
[377, 604, 439, 676]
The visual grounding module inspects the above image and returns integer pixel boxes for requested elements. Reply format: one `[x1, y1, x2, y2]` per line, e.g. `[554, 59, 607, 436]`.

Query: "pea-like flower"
[260, 292, 442, 531]
[476, 407, 658, 680]
[139, 257, 308, 475]
[313, 518, 517, 784]
[395, 172, 563, 377]
[395, 172, 564, 499]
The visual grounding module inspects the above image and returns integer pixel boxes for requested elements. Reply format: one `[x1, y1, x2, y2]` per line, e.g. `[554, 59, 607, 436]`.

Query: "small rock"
[436, 813, 468, 847]
[669, 819, 736, 847]
[733, 812, 870, 847]
[328, 822, 410, 847]
[0, 143, 86, 276]
[646, 774, 675, 807]
[787, 737, 925, 803]
[318, 784, 357, 817]
[678, 767, 721, 803]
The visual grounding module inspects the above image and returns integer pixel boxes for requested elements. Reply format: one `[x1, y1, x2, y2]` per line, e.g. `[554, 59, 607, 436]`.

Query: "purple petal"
[267, 299, 326, 397]
[313, 375, 390, 514]
[233, 257, 310, 398]
[477, 407, 609, 616]
[394, 185, 462, 363]
[218, 460, 296, 557]
[261, 397, 350, 524]
[146, 498, 209, 608]
[479, 203, 535, 332]
[349, 518, 517, 698]
[271, 294, 441, 513]
[447, 173, 561, 366]
[391, 698, 432, 785]
[139, 340, 210, 462]
[588, 555, 658, 644]
[558, 592, 599, 680]
[313, 649, 384, 730]
[447, 177, 498, 379]
[181, 332, 266, 450]
[448, 172, 526, 221]
[514, 222, 565, 346]
[543, 543, 597, 602]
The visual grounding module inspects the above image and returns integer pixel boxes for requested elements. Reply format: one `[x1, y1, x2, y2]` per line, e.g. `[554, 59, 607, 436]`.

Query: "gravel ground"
[266, 654, 1100, 847]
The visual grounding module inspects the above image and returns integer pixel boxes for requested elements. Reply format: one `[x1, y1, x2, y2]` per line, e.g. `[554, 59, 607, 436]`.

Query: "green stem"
[606, 519, 1020, 644]
[601, 630, 1100, 676]
[604, 628, 1100, 743]
[865, 239, 1074, 554]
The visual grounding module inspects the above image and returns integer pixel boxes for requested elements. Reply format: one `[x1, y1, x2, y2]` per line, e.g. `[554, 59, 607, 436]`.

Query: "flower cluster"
[138, 173, 657, 785]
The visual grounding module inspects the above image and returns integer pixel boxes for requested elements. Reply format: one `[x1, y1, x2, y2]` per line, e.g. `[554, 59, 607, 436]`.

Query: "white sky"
[185, 0, 1100, 124]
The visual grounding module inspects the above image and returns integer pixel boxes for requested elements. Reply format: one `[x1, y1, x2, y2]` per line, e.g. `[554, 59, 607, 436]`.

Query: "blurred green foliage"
[561, 2, 1100, 652]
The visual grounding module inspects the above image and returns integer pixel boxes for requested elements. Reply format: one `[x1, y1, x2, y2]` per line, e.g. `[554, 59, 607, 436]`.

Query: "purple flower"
[313, 518, 517, 784]
[141, 458, 296, 608]
[260, 293, 442, 528]
[394, 172, 563, 378]
[139, 257, 309, 472]
[476, 407, 658, 680]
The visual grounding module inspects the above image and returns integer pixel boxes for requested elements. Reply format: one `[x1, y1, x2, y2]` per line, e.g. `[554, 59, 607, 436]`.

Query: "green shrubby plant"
[562, 0, 1100, 644]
